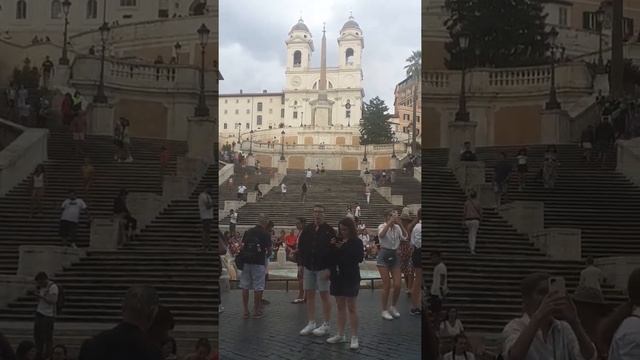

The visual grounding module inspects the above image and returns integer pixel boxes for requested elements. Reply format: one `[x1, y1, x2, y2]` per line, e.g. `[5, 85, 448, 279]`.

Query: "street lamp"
[362, 137, 368, 162]
[93, 21, 110, 103]
[596, 8, 605, 73]
[237, 123, 242, 143]
[280, 130, 285, 161]
[59, 0, 72, 65]
[249, 130, 254, 156]
[194, 23, 210, 117]
[174, 41, 182, 63]
[391, 131, 396, 158]
[545, 27, 561, 110]
[455, 32, 470, 122]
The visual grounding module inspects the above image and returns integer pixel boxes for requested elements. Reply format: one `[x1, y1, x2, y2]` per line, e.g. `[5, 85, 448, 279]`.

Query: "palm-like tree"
[404, 50, 421, 154]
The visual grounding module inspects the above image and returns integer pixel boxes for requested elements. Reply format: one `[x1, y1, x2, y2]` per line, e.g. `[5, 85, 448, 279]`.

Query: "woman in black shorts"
[326, 217, 364, 350]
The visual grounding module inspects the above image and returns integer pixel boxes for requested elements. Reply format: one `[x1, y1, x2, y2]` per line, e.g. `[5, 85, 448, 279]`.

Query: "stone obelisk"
[310, 23, 334, 128]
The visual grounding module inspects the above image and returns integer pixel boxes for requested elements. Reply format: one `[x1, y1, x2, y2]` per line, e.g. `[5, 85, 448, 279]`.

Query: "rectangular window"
[246, 123, 250, 129]
[293, 111, 298, 119]
[246, 109, 250, 114]
[120, 0, 136, 7]
[583, 11, 597, 30]
[558, 7, 568, 26]
[346, 110, 351, 118]
[225, 99, 228, 104]
[236, 99, 239, 104]
[269, 109, 273, 114]
[281, 97, 285, 105]
[223, 123, 227, 129]
[624, 17, 634, 38]
[235, 110, 239, 115]
[281, 109, 285, 118]
[224, 110, 228, 114]
[417, 116, 421, 123]
[257, 102, 263, 111]
[257, 115, 263, 126]
[158, 9, 169, 18]
[247, 99, 250, 103]
[270, 98, 273, 103]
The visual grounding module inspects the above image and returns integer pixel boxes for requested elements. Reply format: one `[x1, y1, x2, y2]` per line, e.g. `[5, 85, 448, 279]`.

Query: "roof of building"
[290, 18, 311, 34]
[341, 16, 361, 33]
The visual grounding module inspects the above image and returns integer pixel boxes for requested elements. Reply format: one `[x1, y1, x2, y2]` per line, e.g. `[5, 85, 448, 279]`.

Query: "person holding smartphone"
[377, 209, 408, 321]
[325, 218, 364, 349]
[502, 273, 596, 360]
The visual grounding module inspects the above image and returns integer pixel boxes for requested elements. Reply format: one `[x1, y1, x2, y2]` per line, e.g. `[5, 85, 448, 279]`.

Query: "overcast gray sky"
[219, 0, 420, 111]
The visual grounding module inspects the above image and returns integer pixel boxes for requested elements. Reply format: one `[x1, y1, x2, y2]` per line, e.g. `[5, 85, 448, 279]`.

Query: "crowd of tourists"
[425, 247, 640, 360]
[0, 282, 218, 360]
[219, 204, 422, 351]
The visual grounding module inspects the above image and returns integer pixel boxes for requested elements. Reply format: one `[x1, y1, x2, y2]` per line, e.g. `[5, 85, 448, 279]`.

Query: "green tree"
[444, 0, 549, 69]
[360, 96, 392, 145]
[404, 50, 421, 154]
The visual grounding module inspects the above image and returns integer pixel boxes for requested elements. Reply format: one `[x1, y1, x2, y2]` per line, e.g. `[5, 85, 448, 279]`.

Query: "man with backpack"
[198, 185, 214, 252]
[237, 214, 272, 319]
[29, 272, 61, 360]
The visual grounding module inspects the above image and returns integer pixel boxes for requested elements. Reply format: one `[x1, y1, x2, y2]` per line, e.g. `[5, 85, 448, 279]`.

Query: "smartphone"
[548, 276, 566, 296]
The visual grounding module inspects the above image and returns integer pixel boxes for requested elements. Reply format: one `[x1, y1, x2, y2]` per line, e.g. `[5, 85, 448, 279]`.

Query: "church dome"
[290, 18, 310, 34]
[340, 16, 361, 33]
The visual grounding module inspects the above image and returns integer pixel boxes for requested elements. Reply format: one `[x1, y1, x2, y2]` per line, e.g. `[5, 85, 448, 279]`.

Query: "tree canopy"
[360, 96, 393, 145]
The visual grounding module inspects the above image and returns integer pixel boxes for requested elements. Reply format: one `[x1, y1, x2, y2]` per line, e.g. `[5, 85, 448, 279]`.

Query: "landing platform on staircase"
[220, 290, 421, 360]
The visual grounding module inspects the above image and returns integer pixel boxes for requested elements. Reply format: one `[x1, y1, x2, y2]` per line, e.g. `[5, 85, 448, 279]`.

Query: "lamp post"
[93, 21, 110, 103]
[391, 131, 396, 158]
[596, 8, 605, 73]
[455, 32, 470, 122]
[362, 138, 368, 162]
[59, 0, 71, 65]
[194, 24, 210, 117]
[237, 123, 242, 143]
[545, 27, 561, 110]
[280, 130, 285, 161]
[249, 130, 254, 156]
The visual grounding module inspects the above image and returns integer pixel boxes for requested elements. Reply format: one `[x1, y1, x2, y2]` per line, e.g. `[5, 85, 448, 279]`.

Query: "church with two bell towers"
[219, 15, 366, 135]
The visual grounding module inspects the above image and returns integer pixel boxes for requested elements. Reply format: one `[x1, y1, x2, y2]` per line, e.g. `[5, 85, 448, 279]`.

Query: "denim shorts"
[376, 247, 399, 268]
[239, 264, 266, 291]
[303, 267, 330, 292]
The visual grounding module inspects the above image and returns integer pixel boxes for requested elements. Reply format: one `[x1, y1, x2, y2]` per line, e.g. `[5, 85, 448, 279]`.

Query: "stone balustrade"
[424, 62, 591, 96]
[71, 55, 217, 93]
[219, 163, 234, 186]
[241, 141, 396, 154]
[616, 137, 640, 187]
[0, 119, 48, 196]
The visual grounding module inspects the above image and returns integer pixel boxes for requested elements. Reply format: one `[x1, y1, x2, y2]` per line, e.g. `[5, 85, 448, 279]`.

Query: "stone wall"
[0, 119, 48, 196]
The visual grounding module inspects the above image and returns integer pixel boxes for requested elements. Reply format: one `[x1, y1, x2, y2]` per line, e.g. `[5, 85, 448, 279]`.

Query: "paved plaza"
[220, 289, 421, 359]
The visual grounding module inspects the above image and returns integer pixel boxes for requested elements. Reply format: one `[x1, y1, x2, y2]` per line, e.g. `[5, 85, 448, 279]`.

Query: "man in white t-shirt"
[281, 183, 287, 200]
[306, 168, 312, 184]
[580, 257, 604, 292]
[30, 272, 58, 359]
[430, 250, 448, 313]
[237, 184, 247, 200]
[229, 209, 238, 235]
[60, 191, 89, 248]
[198, 185, 214, 251]
[354, 203, 361, 218]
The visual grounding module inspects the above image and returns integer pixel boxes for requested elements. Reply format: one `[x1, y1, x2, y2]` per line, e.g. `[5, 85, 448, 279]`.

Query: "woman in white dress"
[439, 307, 465, 337]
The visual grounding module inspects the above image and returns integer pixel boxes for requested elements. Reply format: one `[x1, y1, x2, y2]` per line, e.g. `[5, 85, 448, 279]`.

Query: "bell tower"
[337, 14, 364, 68]
[285, 18, 314, 71]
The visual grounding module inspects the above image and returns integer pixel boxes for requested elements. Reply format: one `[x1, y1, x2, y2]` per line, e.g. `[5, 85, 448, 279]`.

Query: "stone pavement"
[220, 289, 421, 360]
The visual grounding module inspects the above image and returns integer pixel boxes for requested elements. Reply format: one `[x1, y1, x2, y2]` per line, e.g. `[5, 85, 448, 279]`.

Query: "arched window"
[51, 0, 62, 19]
[86, 0, 97, 19]
[16, 0, 27, 19]
[345, 48, 354, 64]
[293, 50, 302, 67]
[189, 0, 205, 15]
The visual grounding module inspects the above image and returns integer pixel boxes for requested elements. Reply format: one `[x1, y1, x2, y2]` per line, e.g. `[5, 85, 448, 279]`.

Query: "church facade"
[220, 16, 365, 136]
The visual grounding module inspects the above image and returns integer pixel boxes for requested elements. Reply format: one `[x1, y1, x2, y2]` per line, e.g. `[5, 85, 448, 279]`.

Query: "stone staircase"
[220, 169, 396, 227]
[0, 127, 187, 275]
[218, 165, 274, 208]
[390, 171, 421, 205]
[423, 151, 628, 334]
[475, 144, 640, 257]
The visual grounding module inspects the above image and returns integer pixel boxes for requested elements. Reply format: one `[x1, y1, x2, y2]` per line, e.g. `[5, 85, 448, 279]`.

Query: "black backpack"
[239, 228, 266, 265]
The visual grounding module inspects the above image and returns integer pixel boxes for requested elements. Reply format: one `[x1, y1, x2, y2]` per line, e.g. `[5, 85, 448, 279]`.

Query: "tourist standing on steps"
[502, 273, 596, 360]
[581, 125, 594, 162]
[409, 209, 422, 316]
[280, 182, 287, 200]
[236, 184, 246, 200]
[301, 182, 308, 203]
[595, 116, 615, 166]
[82, 158, 95, 198]
[460, 141, 478, 161]
[463, 190, 482, 255]
[120, 118, 133, 163]
[229, 209, 238, 235]
[399, 210, 415, 295]
[439, 308, 465, 337]
[291, 217, 307, 305]
[516, 148, 529, 191]
[580, 257, 604, 294]
[542, 145, 559, 189]
[443, 334, 476, 360]
[306, 168, 313, 184]
[298, 204, 336, 336]
[354, 203, 361, 218]
[364, 183, 372, 204]
[71, 109, 87, 156]
[377, 209, 407, 321]
[198, 185, 214, 251]
[113, 189, 137, 244]
[60, 191, 89, 248]
[429, 251, 448, 313]
[78, 286, 163, 360]
[30, 164, 46, 218]
[493, 152, 512, 208]
[325, 217, 364, 350]
[237, 215, 271, 319]
[29, 272, 58, 360]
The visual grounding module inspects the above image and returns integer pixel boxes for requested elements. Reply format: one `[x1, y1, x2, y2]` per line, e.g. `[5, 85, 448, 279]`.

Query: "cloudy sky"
[219, 0, 420, 111]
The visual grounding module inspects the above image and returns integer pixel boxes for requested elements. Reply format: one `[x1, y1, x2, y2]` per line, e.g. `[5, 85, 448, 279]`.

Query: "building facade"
[394, 76, 421, 136]
[219, 17, 365, 137]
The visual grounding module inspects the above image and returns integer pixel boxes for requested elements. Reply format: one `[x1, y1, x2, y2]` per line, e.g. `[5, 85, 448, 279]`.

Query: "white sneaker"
[350, 336, 359, 350]
[389, 306, 400, 318]
[299, 321, 317, 336]
[381, 310, 393, 320]
[312, 322, 330, 336]
[326, 334, 346, 344]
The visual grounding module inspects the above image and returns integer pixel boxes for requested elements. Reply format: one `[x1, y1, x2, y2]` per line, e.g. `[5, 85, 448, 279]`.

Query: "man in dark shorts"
[60, 191, 90, 248]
